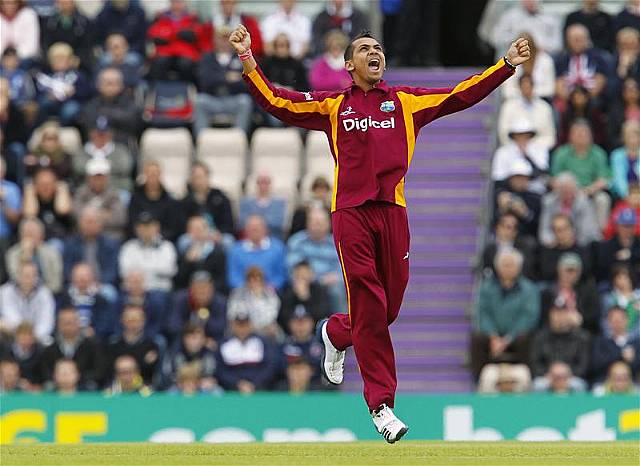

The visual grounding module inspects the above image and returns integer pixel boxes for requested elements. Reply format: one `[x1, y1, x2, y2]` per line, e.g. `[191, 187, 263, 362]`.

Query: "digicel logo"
[342, 116, 395, 132]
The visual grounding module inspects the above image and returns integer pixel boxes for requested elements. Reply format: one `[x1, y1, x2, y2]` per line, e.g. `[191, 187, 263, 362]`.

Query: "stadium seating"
[139, 128, 193, 198]
[301, 130, 335, 198]
[28, 125, 82, 156]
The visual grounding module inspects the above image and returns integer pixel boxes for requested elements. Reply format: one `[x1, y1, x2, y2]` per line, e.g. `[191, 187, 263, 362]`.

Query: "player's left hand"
[506, 38, 531, 66]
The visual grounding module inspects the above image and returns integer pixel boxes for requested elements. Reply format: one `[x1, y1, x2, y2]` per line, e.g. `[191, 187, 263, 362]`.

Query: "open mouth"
[367, 57, 381, 72]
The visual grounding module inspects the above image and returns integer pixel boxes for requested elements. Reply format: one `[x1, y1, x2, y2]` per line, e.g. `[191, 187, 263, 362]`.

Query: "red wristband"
[238, 49, 253, 61]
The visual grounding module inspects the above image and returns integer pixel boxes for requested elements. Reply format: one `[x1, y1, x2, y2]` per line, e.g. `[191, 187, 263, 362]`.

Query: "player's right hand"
[229, 24, 251, 54]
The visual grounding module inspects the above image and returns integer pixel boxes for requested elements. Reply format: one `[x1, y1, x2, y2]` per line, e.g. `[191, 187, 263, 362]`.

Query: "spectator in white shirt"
[0, 262, 55, 345]
[0, 0, 40, 63]
[498, 74, 556, 150]
[118, 211, 177, 292]
[260, 0, 311, 59]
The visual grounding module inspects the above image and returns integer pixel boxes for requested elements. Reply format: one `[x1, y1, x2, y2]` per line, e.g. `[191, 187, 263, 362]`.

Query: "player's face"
[347, 37, 385, 85]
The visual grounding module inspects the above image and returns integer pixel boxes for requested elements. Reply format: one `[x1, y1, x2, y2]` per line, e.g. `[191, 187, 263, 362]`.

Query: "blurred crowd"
[474, 0, 640, 397]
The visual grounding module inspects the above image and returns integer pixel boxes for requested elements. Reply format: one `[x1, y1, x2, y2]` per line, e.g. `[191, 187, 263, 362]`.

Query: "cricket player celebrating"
[229, 24, 530, 443]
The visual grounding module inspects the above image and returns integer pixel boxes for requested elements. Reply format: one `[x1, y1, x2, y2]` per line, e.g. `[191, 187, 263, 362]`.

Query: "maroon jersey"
[243, 59, 515, 212]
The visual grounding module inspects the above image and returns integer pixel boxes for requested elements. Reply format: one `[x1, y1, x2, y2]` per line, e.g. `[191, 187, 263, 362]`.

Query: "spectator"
[593, 361, 637, 395]
[613, 0, 640, 34]
[97, 33, 143, 90]
[0, 46, 37, 118]
[35, 42, 90, 126]
[592, 306, 640, 383]
[93, 0, 147, 57]
[175, 215, 226, 292]
[491, 0, 561, 57]
[282, 357, 319, 393]
[41, 0, 92, 71]
[289, 176, 331, 238]
[611, 120, 640, 200]
[3, 322, 43, 388]
[531, 301, 591, 381]
[595, 208, 640, 284]
[128, 161, 183, 242]
[50, 358, 80, 394]
[105, 354, 152, 396]
[0, 358, 20, 393]
[498, 74, 556, 150]
[613, 28, 640, 91]
[610, 77, 640, 147]
[261, 33, 309, 92]
[491, 119, 549, 195]
[108, 305, 159, 385]
[557, 85, 607, 148]
[168, 270, 227, 345]
[63, 206, 120, 287]
[0, 262, 55, 345]
[147, 0, 211, 82]
[538, 213, 593, 282]
[281, 305, 323, 384]
[228, 215, 287, 290]
[81, 68, 141, 146]
[227, 266, 281, 341]
[602, 266, 640, 337]
[0, 0, 39, 63]
[481, 214, 536, 280]
[38, 307, 106, 390]
[477, 363, 531, 394]
[501, 33, 556, 101]
[493, 159, 542, 240]
[74, 117, 134, 192]
[541, 252, 601, 334]
[0, 155, 21, 246]
[117, 270, 170, 339]
[23, 167, 73, 246]
[260, 0, 311, 59]
[279, 260, 332, 329]
[72, 159, 127, 239]
[0, 77, 28, 185]
[554, 24, 610, 106]
[208, 0, 264, 58]
[605, 184, 640, 240]
[24, 122, 72, 181]
[119, 211, 177, 293]
[215, 309, 278, 393]
[162, 323, 218, 392]
[5, 218, 63, 293]
[470, 248, 540, 379]
[311, 0, 369, 57]
[538, 172, 601, 247]
[239, 174, 287, 239]
[309, 30, 351, 92]
[181, 162, 235, 238]
[171, 362, 206, 395]
[564, 0, 613, 52]
[194, 28, 253, 137]
[533, 360, 587, 393]
[287, 207, 345, 312]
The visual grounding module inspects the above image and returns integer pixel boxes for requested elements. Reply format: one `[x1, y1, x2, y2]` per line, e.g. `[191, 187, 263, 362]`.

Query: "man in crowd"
[482, 214, 536, 280]
[595, 208, 640, 284]
[591, 306, 640, 383]
[279, 260, 333, 329]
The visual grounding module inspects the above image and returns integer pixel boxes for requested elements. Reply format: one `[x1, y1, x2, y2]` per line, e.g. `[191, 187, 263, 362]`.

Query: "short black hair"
[344, 30, 380, 62]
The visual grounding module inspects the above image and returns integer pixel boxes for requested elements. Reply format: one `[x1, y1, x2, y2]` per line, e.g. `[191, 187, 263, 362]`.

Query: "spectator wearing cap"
[601, 266, 640, 338]
[175, 215, 227, 292]
[491, 119, 549, 195]
[215, 309, 278, 393]
[538, 172, 601, 248]
[493, 159, 542, 240]
[5, 218, 63, 293]
[93, 0, 148, 57]
[72, 159, 127, 239]
[38, 307, 106, 390]
[119, 211, 177, 293]
[227, 266, 281, 341]
[74, 116, 133, 192]
[605, 185, 640, 241]
[289, 176, 331, 238]
[470, 248, 540, 380]
[592, 306, 640, 383]
[498, 74, 556, 150]
[239, 174, 287, 240]
[541, 252, 600, 334]
[287, 207, 345, 313]
[595, 207, 640, 284]
[105, 354, 152, 396]
[40, 0, 93, 71]
[279, 261, 332, 329]
[563, 0, 613, 52]
[0, 156, 22, 248]
[3, 322, 44, 389]
[260, 0, 311, 59]
[533, 360, 587, 393]
[107, 305, 159, 385]
[81, 67, 141, 145]
[97, 33, 144, 90]
[24, 122, 73, 181]
[228, 215, 287, 291]
[162, 323, 218, 392]
[482, 214, 536, 280]
[168, 271, 227, 346]
[611, 120, 640, 200]
[128, 161, 183, 242]
[280, 304, 323, 384]
[0, 262, 55, 345]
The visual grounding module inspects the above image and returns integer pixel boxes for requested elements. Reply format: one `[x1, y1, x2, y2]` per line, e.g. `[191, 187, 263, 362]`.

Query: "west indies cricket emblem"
[380, 100, 395, 112]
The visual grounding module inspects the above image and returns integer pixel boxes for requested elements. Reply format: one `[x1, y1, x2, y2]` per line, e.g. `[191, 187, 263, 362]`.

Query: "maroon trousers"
[326, 201, 410, 411]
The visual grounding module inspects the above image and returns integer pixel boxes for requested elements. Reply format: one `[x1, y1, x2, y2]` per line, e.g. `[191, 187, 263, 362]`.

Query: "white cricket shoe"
[372, 404, 409, 444]
[317, 319, 345, 385]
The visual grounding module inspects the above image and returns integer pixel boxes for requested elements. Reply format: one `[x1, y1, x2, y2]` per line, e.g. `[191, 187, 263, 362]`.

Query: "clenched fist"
[229, 24, 251, 54]
[506, 38, 531, 66]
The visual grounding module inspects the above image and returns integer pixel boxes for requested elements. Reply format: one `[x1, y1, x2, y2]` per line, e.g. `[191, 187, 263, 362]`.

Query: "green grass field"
[1, 442, 638, 466]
